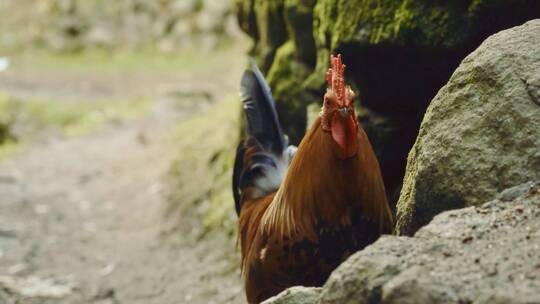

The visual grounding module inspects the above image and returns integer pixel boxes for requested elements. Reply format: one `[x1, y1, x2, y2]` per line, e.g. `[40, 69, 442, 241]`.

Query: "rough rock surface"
[235, 0, 540, 207]
[264, 181, 540, 304]
[262, 287, 321, 304]
[395, 20, 540, 236]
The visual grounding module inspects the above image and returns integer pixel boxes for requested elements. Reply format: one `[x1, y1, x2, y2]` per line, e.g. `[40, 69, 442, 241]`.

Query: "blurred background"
[0, 0, 247, 303]
[0, 0, 538, 303]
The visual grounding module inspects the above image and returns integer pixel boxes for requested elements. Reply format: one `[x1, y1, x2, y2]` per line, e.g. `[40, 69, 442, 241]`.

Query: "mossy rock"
[266, 41, 318, 143]
[0, 95, 18, 145]
[283, 0, 317, 66]
[313, 0, 540, 49]
[235, 0, 540, 207]
[235, 0, 259, 46]
[312, 0, 540, 108]
[251, 0, 288, 71]
[167, 97, 240, 237]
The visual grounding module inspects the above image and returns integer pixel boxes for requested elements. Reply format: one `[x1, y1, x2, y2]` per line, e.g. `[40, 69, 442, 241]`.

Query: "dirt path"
[0, 51, 245, 304]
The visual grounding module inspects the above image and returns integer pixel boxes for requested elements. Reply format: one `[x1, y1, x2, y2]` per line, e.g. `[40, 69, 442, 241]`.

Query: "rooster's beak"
[338, 107, 351, 118]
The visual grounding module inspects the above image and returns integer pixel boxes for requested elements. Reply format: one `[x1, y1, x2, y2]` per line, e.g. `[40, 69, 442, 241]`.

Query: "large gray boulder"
[395, 20, 540, 236]
[263, 181, 540, 304]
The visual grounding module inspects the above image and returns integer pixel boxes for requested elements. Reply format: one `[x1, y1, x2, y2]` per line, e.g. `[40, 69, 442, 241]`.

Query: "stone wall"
[234, 0, 540, 207]
[2, 0, 239, 52]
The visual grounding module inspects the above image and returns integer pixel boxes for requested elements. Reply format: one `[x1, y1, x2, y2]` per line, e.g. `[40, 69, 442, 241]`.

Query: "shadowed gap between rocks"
[335, 42, 474, 208]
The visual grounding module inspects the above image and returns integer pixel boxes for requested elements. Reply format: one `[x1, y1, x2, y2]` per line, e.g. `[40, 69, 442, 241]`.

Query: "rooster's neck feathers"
[261, 120, 345, 239]
[261, 118, 392, 239]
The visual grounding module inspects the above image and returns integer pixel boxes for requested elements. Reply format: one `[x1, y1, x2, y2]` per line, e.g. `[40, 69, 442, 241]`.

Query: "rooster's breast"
[250, 208, 381, 302]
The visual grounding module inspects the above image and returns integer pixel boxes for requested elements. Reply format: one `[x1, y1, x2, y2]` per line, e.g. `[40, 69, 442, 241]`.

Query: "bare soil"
[0, 48, 245, 304]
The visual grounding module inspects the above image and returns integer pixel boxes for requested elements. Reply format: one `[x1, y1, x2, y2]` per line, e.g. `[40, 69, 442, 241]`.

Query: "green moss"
[283, 0, 317, 65]
[312, 0, 540, 53]
[0, 92, 150, 140]
[267, 41, 299, 94]
[22, 97, 149, 136]
[64, 97, 150, 136]
[266, 41, 316, 143]
[313, 0, 473, 50]
[303, 47, 330, 91]
[0, 93, 16, 145]
[305, 103, 320, 131]
[0, 141, 22, 161]
[395, 159, 467, 236]
[235, 0, 258, 40]
[253, 0, 288, 71]
[0, 91, 150, 162]
[10, 43, 244, 77]
[168, 97, 240, 237]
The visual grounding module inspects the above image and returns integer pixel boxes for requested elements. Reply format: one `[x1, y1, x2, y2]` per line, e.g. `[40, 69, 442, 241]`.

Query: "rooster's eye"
[326, 95, 337, 107]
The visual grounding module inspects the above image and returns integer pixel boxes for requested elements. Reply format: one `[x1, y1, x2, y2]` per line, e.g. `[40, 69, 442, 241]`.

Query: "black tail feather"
[232, 143, 245, 215]
[239, 59, 286, 155]
[233, 60, 289, 215]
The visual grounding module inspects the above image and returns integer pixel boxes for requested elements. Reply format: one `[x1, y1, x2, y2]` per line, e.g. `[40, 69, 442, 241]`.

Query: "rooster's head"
[321, 54, 358, 160]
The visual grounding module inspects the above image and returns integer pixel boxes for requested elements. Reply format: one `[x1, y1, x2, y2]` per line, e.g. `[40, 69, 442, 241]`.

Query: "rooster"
[233, 55, 393, 303]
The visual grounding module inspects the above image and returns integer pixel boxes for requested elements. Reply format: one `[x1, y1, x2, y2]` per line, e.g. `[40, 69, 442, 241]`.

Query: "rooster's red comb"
[326, 54, 346, 104]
